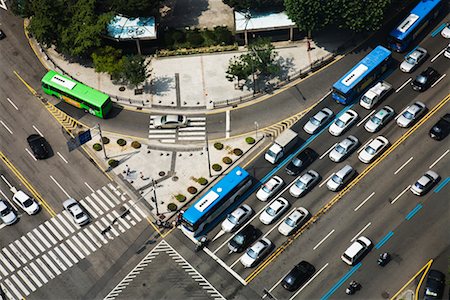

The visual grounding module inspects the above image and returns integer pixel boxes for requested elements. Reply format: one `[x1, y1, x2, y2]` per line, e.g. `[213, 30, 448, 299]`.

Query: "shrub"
[156, 44, 238, 57]
[214, 142, 224, 150]
[167, 203, 178, 212]
[175, 194, 186, 202]
[213, 26, 233, 45]
[212, 164, 222, 172]
[117, 138, 127, 146]
[131, 141, 141, 149]
[108, 159, 119, 168]
[102, 137, 110, 144]
[245, 137, 255, 144]
[222, 156, 232, 164]
[197, 177, 208, 185]
[93, 143, 102, 151]
[233, 148, 243, 156]
[187, 186, 198, 194]
[186, 29, 204, 47]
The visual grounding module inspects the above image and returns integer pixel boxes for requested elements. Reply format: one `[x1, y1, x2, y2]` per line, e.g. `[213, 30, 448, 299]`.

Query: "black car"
[0, 29, 5, 40]
[27, 134, 50, 159]
[424, 270, 445, 300]
[282, 261, 316, 291]
[228, 225, 258, 253]
[411, 67, 439, 92]
[285, 148, 315, 176]
[429, 113, 450, 141]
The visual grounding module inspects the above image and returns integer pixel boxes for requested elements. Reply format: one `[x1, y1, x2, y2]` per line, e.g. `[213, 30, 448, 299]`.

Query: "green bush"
[131, 141, 141, 149]
[245, 137, 255, 144]
[222, 156, 232, 164]
[167, 203, 178, 212]
[212, 164, 222, 172]
[233, 148, 243, 156]
[186, 29, 204, 47]
[93, 143, 102, 151]
[102, 137, 110, 144]
[117, 138, 127, 146]
[108, 159, 119, 168]
[156, 44, 238, 57]
[213, 26, 233, 45]
[214, 142, 224, 150]
[175, 194, 186, 202]
[197, 177, 208, 185]
[187, 186, 198, 194]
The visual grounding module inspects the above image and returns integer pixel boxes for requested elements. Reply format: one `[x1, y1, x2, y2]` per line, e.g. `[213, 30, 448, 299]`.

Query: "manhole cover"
[159, 171, 166, 176]
[172, 176, 179, 181]
[119, 86, 126, 92]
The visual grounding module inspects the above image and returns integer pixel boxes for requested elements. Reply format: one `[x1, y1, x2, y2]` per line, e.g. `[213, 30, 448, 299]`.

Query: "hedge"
[102, 137, 110, 144]
[187, 186, 198, 194]
[222, 156, 232, 164]
[108, 159, 119, 168]
[175, 194, 186, 202]
[197, 177, 208, 185]
[233, 148, 243, 156]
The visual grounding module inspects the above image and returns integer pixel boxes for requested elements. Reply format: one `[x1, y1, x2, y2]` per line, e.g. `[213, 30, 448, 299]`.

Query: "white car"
[410, 170, 440, 196]
[153, 115, 188, 129]
[441, 24, 450, 38]
[240, 238, 272, 268]
[259, 197, 290, 225]
[328, 110, 358, 136]
[13, 190, 39, 215]
[358, 136, 389, 163]
[256, 176, 284, 201]
[329, 135, 359, 163]
[327, 165, 355, 192]
[303, 108, 334, 134]
[0, 199, 18, 225]
[445, 44, 450, 59]
[289, 170, 320, 197]
[364, 106, 395, 133]
[221, 204, 253, 232]
[63, 198, 90, 226]
[341, 236, 372, 265]
[278, 207, 310, 236]
[397, 101, 426, 128]
[400, 47, 427, 73]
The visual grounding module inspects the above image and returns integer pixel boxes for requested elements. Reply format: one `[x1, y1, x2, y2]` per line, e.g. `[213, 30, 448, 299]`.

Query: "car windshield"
[366, 146, 376, 155]
[266, 207, 276, 216]
[75, 212, 85, 219]
[227, 214, 238, 224]
[161, 116, 167, 123]
[415, 182, 425, 189]
[416, 75, 427, 84]
[310, 117, 321, 126]
[371, 116, 381, 125]
[295, 180, 306, 189]
[335, 119, 345, 128]
[233, 234, 244, 245]
[262, 184, 272, 193]
[432, 126, 441, 133]
[332, 174, 342, 184]
[23, 199, 34, 207]
[361, 96, 370, 104]
[403, 111, 414, 120]
[292, 158, 302, 167]
[335, 144, 346, 154]
[406, 56, 417, 64]
[285, 217, 296, 227]
[247, 248, 258, 259]
[0, 208, 10, 217]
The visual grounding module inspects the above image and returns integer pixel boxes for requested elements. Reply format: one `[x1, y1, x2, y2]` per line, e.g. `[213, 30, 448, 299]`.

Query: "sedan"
[358, 136, 389, 163]
[410, 170, 439, 196]
[397, 101, 426, 128]
[259, 197, 290, 225]
[228, 225, 258, 253]
[27, 134, 51, 159]
[424, 270, 445, 300]
[278, 207, 310, 236]
[153, 115, 188, 129]
[400, 47, 427, 73]
[63, 198, 90, 226]
[221, 204, 253, 232]
[256, 176, 284, 201]
[240, 238, 272, 268]
[12, 190, 39, 215]
[429, 113, 450, 140]
[441, 23, 450, 38]
[328, 109, 358, 136]
[329, 135, 359, 163]
[303, 108, 334, 134]
[281, 261, 316, 291]
[0, 199, 18, 225]
[285, 148, 315, 176]
[289, 170, 320, 197]
[411, 67, 439, 92]
[364, 106, 395, 133]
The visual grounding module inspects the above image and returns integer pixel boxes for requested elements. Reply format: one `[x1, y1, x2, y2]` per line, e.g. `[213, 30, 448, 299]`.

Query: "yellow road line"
[0, 152, 57, 217]
[23, 20, 50, 71]
[245, 94, 449, 283]
[390, 259, 433, 300]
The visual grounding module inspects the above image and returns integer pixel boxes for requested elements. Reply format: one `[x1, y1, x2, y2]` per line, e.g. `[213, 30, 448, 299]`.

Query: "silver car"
[397, 101, 426, 128]
[410, 170, 439, 196]
[289, 170, 320, 197]
[365, 106, 395, 133]
[0, 199, 17, 225]
[358, 136, 389, 163]
[400, 47, 427, 73]
[221, 204, 253, 233]
[256, 175, 284, 201]
[303, 108, 334, 134]
[278, 207, 310, 236]
[328, 109, 358, 136]
[259, 197, 290, 225]
[329, 135, 359, 163]
[153, 115, 188, 129]
[327, 165, 355, 191]
[63, 198, 90, 226]
[240, 238, 272, 268]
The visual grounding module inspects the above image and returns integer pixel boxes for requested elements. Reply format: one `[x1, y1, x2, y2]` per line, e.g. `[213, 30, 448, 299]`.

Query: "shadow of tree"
[150, 76, 175, 95]
[159, 0, 209, 29]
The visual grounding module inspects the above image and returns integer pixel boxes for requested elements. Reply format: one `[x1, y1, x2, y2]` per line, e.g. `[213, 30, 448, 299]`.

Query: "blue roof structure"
[106, 15, 157, 40]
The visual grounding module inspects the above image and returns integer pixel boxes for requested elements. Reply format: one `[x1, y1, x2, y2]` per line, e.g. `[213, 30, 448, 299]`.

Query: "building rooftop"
[235, 10, 295, 33]
[107, 15, 157, 40]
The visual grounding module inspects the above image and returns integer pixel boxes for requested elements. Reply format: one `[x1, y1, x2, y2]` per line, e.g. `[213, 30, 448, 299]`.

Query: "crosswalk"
[0, 183, 148, 300]
[148, 116, 206, 143]
[0, 0, 7, 10]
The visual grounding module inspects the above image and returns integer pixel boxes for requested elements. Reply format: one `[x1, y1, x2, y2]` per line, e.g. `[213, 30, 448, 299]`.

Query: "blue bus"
[388, 0, 443, 52]
[332, 46, 392, 105]
[181, 166, 252, 237]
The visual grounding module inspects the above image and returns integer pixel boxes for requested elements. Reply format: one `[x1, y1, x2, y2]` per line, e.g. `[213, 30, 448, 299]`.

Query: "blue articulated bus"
[181, 166, 252, 237]
[388, 0, 443, 52]
[332, 46, 392, 105]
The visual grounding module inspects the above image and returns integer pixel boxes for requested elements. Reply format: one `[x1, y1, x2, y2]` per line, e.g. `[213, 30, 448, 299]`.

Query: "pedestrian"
[140, 172, 144, 179]
[307, 40, 311, 52]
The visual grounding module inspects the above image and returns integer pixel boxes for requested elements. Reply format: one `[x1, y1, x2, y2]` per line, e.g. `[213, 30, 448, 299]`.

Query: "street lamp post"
[151, 178, 159, 216]
[97, 123, 108, 160]
[205, 128, 212, 178]
[254, 121, 259, 138]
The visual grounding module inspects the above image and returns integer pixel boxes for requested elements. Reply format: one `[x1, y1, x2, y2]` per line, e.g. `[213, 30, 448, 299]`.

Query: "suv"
[429, 113, 450, 140]
[341, 236, 372, 265]
[327, 165, 355, 191]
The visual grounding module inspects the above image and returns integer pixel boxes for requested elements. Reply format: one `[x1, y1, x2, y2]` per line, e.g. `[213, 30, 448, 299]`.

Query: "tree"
[333, 0, 391, 32]
[116, 55, 150, 89]
[223, 0, 284, 12]
[284, 0, 331, 36]
[226, 55, 253, 86]
[97, 0, 162, 16]
[28, 0, 66, 47]
[9, 0, 33, 17]
[91, 46, 123, 75]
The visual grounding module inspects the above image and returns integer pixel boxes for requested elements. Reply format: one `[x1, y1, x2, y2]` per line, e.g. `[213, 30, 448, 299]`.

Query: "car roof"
[270, 199, 284, 210]
[376, 107, 391, 118]
[289, 209, 306, 222]
[314, 111, 328, 121]
[14, 191, 29, 201]
[232, 206, 248, 218]
[252, 238, 269, 252]
[370, 138, 385, 149]
[0, 201, 7, 210]
[345, 241, 364, 257]
[340, 137, 354, 148]
[336, 165, 353, 176]
[164, 115, 183, 122]
[408, 104, 422, 114]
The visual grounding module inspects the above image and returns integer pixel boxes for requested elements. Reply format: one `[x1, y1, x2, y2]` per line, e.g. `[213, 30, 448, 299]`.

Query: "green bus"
[41, 70, 113, 118]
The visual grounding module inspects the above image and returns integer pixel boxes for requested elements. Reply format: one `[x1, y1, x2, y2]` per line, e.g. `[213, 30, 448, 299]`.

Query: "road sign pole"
[97, 123, 108, 160]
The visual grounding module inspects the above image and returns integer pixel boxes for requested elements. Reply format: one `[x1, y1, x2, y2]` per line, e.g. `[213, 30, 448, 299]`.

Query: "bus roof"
[332, 46, 391, 94]
[42, 70, 110, 106]
[389, 0, 442, 41]
[182, 166, 250, 225]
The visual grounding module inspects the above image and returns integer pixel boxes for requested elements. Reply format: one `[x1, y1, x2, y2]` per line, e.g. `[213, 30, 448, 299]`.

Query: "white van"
[341, 236, 372, 265]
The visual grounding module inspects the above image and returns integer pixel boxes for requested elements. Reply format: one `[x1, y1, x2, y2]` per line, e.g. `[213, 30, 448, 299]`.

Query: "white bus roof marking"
[50, 75, 77, 90]
[341, 64, 368, 87]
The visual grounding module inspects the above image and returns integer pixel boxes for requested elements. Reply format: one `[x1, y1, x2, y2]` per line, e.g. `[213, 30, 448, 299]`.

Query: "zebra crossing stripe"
[9, 242, 27, 264]
[54, 246, 72, 268]
[51, 217, 70, 237]
[77, 231, 96, 252]
[21, 236, 39, 257]
[90, 223, 109, 244]
[14, 240, 33, 261]
[71, 235, 91, 256]
[102, 186, 121, 204]
[107, 214, 125, 233]
[2, 248, 21, 268]
[83, 196, 101, 218]
[48, 250, 67, 271]
[27, 232, 46, 252]
[112, 210, 131, 230]
[29, 261, 48, 284]
[65, 239, 85, 260]
[81, 199, 99, 218]
[60, 243, 79, 264]
[35, 257, 55, 280]
[5, 277, 24, 298]
[91, 193, 110, 211]
[32, 228, 52, 249]
[23, 265, 42, 288]
[126, 205, 142, 222]
[16, 270, 35, 293]
[83, 227, 103, 248]
[56, 213, 75, 234]
[44, 220, 63, 241]
[100, 217, 120, 236]
[97, 189, 115, 208]
[0, 263, 8, 276]
[38, 224, 58, 245]
[41, 254, 61, 275]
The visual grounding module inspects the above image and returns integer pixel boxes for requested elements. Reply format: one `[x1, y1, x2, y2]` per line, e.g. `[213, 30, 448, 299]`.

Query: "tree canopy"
[223, 0, 284, 12]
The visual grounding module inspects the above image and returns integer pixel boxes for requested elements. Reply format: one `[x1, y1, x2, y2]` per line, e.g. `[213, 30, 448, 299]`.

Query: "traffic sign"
[67, 130, 92, 152]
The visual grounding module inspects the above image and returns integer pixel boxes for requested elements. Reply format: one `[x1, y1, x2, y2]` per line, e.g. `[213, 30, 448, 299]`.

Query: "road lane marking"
[429, 149, 449, 169]
[50, 175, 71, 198]
[375, 231, 394, 249]
[21, 236, 39, 256]
[263, 207, 297, 238]
[44, 220, 63, 241]
[39, 223, 57, 245]
[54, 246, 73, 268]
[0, 253, 14, 272]
[391, 185, 411, 204]
[60, 243, 79, 264]
[357, 138, 372, 153]
[65, 239, 85, 260]
[71, 235, 91, 256]
[32, 228, 52, 249]
[57, 152, 69, 163]
[17, 269, 37, 291]
[30, 261, 48, 284]
[32, 125, 44, 137]
[25, 148, 37, 161]
[321, 263, 361, 300]
[6, 98, 19, 110]
[24, 265, 42, 287]
[431, 73, 446, 88]
[354, 192, 375, 211]
[319, 143, 336, 159]
[319, 174, 333, 188]
[42, 253, 61, 275]
[51, 217, 70, 237]
[264, 269, 292, 297]
[36, 257, 55, 279]
[431, 23, 447, 37]
[9, 242, 27, 264]
[226, 110, 230, 138]
[434, 177, 450, 193]
[431, 48, 446, 62]
[357, 110, 375, 127]
[2, 247, 21, 268]
[0, 120, 13, 134]
[12, 273, 31, 295]
[395, 78, 412, 93]
[290, 263, 329, 300]
[394, 156, 413, 174]
[350, 222, 371, 242]
[27, 232, 46, 252]
[84, 182, 95, 193]
[313, 229, 335, 250]
[0, 175, 12, 189]
[405, 204, 423, 220]
[230, 256, 241, 269]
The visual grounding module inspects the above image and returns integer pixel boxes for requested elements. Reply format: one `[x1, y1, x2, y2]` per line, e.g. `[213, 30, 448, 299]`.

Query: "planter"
[167, 203, 178, 212]
[233, 148, 243, 156]
[117, 138, 127, 146]
[222, 156, 232, 164]
[213, 142, 224, 150]
[187, 186, 198, 194]
[197, 177, 208, 185]
[93, 143, 102, 151]
[212, 164, 222, 172]
[245, 137, 255, 144]
[131, 141, 141, 149]
[102, 137, 110, 144]
[175, 194, 187, 202]
[108, 159, 119, 168]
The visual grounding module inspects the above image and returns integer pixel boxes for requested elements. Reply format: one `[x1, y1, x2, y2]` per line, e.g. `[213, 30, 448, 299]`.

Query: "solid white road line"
[0, 175, 13, 189]
[25, 148, 37, 161]
[226, 110, 230, 138]
[36, 257, 55, 279]
[57, 152, 69, 164]
[391, 185, 411, 204]
[65, 239, 85, 260]
[0, 120, 13, 134]
[319, 174, 333, 188]
[32, 125, 44, 137]
[430, 48, 446, 62]
[3, 247, 21, 268]
[84, 182, 95, 193]
[230, 256, 241, 269]
[21, 236, 39, 256]
[350, 222, 372, 242]
[50, 175, 71, 198]
[319, 143, 336, 159]
[357, 110, 375, 127]
[313, 229, 335, 250]
[431, 73, 446, 88]
[429, 149, 449, 169]
[6, 98, 19, 110]
[289, 263, 329, 300]
[395, 78, 412, 93]
[265, 269, 292, 297]
[394, 157, 414, 175]
[354, 192, 375, 212]
[203, 247, 247, 286]
[27, 232, 46, 252]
